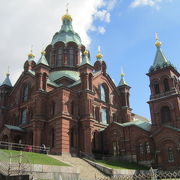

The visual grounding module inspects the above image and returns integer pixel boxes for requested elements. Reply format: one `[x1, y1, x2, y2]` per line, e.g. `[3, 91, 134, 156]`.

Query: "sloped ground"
[49, 155, 108, 180]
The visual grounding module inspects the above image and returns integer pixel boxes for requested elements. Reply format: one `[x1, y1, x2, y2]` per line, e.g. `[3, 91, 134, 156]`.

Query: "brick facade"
[0, 14, 179, 170]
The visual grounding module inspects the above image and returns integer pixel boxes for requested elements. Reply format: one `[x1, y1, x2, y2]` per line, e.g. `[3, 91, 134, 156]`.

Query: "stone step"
[49, 155, 108, 179]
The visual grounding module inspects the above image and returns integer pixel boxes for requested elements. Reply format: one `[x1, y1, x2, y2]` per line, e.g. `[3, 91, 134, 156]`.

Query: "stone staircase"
[49, 155, 108, 180]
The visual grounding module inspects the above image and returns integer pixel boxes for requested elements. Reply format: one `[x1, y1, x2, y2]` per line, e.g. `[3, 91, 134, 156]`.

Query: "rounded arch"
[50, 101, 56, 117]
[42, 72, 47, 91]
[99, 83, 109, 102]
[67, 42, 78, 66]
[160, 75, 171, 92]
[88, 73, 93, 91]
[155, 101, 174, 112]
[160, 106, 171, 123]
[151, 79, 160, 95]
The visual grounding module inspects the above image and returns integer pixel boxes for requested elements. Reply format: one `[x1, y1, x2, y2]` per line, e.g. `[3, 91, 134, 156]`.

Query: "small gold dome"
[62, 14, 72, 21]
[41, 50, 46, 55]
[96, 53, 103, 59]
[28, 50, 35, 58]
[121, 72, 124, 77]
[84, 50, 89, 56]
[155, 40, 162, 47]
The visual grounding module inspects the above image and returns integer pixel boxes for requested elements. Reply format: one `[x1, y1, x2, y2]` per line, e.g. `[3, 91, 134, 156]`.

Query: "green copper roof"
[148, 45, 178, 73]
[80, 53, 91, 66]
[153, 47, 170, 68]
[37, 53, 49, 67]
[118, 73, 128, 86]
[47, 78, 61, 87]
[115, 120, 151, 132]
[49, 70, 80, 82]
[2, 74, 12, 87]
[5, 124, 25, 132]
[51, 19, 82, 46]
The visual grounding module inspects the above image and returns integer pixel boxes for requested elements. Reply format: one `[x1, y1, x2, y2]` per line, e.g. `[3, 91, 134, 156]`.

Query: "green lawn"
[95, 160, 149, 170]
[1, 149, 68, 166]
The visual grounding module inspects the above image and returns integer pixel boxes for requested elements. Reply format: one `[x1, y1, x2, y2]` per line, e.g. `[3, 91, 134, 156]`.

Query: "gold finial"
[41, 49, 46, 55]
[155, 32, 162, 47]
[62, 2, 72, 21]
[96, 46, 103, 59]
[28, 46, 35, 58]
[120, 67, 124, 77]
[84, 49, 89, 55]
[6, 66, 10, 76]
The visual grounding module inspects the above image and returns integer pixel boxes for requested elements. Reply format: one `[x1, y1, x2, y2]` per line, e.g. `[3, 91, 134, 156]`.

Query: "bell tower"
[147, 34, 180, 130]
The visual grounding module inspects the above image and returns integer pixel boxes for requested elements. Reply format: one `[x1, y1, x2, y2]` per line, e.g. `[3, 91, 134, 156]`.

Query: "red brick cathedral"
[0, 12, 179, 170]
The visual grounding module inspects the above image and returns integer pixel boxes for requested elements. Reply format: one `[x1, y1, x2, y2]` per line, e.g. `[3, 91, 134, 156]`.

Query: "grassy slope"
[95, 160, 149, 170]
[1, 149, 68, 166]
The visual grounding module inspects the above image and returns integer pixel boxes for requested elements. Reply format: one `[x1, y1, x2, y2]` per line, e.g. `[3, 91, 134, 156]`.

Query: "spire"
[2, 70, 12, 87]
[80, 50, 91, 66]
[152, 33, 170, 69]
[96, 46, 103, 60]
[37, 50, 49, 67]
[118, 69, 127, 86]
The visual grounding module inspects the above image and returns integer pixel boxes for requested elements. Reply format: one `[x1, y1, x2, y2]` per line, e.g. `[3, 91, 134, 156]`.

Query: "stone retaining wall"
[84, 159, 149, 177]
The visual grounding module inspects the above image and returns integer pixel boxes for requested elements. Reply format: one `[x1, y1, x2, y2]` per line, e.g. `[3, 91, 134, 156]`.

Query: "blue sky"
[89, 0, 180, 119]
[0, 0, 180, 120]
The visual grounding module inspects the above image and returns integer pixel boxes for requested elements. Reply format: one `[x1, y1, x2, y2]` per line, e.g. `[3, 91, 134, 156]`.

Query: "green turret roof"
[149, 36, 177, 73]
[80, 51, 91, 66]
[2, 73, 12, 87]
[118, 72, 128, 86]
[51, 14, 82, 46]
[37, 51, 49, 67]
[152, 46, 170, 68]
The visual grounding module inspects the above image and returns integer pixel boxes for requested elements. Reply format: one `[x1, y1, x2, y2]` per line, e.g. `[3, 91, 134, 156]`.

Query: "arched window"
[56, 46, 63, 66]
[22, 85, 29, 102]
[145, 142, 150, 154]
[113, 113, 116, 122]
[68, 47, 75, 66]
[101, 108, 108, 124]
[88, 74, 93, 91]
[70, 128, 74, 148]
[139, 143, 144, 154]
[21, 109, 27, 124]
[71, 101, 75, 116]
[95, 107, 99, 121]
[51, 128, 55, 148]
[42, 73, 47, 91]
[50, 102, 55, 117]
[154, 81, 160, 94]
[100, 84, 108, 102]
[168, 147, 174, 162]
[163, 78, 170, 92]
[161, 106, 171, 123]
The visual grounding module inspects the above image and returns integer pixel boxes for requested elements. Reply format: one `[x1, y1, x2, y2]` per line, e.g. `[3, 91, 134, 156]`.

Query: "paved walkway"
[49, 155, 108, 180]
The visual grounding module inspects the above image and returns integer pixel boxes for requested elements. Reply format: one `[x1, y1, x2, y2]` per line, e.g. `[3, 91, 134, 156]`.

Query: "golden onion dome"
[96, 53, 103, 59]
[62, 14, 72, 21]
[28, 50, 35, 58]
[41, 50, 46, 55]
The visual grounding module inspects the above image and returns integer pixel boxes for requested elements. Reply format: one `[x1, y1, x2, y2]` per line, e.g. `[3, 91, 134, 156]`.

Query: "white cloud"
[98, 26, 106, 34]
[0, 0, 116, 84]
[94, 10, 111, 23]
[130, 0, 173, 8]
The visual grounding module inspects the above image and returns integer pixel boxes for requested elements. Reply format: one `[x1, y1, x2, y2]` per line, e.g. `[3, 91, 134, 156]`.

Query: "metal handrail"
[0, 141, 50, 154]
